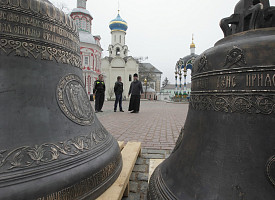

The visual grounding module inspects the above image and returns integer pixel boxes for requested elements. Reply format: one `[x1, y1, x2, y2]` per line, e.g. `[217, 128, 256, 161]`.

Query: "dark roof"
[181, 54, 199, 63]
[139, 63, 162, 74]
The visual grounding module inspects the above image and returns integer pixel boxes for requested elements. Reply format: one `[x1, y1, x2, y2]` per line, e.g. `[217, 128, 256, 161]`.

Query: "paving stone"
[98, 101, 188, 151]
[142, 154, 164, 159]
[136, 157, 145, 165]
[137, 173, 149, 181]
[129, 181, 138, 193]
[140, 181, 149, 193]
[141, 149, 148, 154]
[130, 172, 137, 181]
[133, 165, 147, 172]
[147, 149, 167, 154]
[122, 193, 140, 200]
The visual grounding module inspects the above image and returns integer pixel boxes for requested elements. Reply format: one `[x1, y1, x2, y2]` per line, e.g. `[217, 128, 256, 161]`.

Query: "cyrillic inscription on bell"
[0, 1, 122, 199]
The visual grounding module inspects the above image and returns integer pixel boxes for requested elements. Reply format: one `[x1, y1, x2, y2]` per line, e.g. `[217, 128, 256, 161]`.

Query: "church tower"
[70, 0, 103, 95]
[108, 11, 129, 58]
[101, 11, 139, 100]
[77, 0, 87, 9]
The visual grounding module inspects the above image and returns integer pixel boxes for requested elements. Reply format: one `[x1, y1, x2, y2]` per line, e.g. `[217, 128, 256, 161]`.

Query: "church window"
[82, 19, 86, 30]
[120, 35, 122, 43]
[87, 21, 90, 32]
[116, 48, 120, 56]
[91, 55, 94, 69]
[84, 56, 89, 65]
[129, 74, 132, 82]
[76, 18, 80, 29]
[114, 35, 116, 42]
[94, 56, 97, 70]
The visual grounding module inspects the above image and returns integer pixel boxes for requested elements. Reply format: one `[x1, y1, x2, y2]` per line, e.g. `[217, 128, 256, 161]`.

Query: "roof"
[79, 31, 96, 44]
[162, 83, 191, 90]
[143, 86, 156, 93]
[139, 63, 162, 74]
[109, 14, 128, 32]
[71, 8, 93, 19]
[181, 54, 198, 64]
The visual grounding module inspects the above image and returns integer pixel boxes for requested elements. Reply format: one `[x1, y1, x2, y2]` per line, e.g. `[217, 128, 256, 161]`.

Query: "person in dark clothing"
[114, 76, 124, 112]
[128, 73, 143, 113]
[93, 74, 105, 113]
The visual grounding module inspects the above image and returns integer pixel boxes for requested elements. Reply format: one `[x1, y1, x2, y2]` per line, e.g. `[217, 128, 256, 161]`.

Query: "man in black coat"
[128, 73, 143, 113]
[93, 74, 105, 113]
[114, 76, 124, 112]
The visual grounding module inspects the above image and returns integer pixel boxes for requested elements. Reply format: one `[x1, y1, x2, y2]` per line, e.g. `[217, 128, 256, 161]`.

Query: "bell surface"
[148, 1, 275, 199]
[0, 0, 122, 199]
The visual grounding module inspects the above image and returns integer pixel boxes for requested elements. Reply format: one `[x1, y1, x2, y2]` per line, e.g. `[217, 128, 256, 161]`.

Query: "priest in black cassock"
[128, 73, 143, 113]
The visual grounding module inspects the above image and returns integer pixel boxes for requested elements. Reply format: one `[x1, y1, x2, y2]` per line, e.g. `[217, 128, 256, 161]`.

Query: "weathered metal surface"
[0, 1, 122, 199]
[148, 1, 275, 199]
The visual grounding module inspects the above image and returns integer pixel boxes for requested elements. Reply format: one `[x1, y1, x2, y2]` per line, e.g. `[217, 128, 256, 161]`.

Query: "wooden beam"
[97, 142, 141, 200]
[118, 141, 125, 151]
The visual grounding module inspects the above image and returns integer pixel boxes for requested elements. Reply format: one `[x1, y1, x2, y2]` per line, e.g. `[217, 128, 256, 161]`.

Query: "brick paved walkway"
[95, 100, 189, 150]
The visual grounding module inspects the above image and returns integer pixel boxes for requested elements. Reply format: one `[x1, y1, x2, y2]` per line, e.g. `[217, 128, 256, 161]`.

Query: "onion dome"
[109, 13, 128, 32]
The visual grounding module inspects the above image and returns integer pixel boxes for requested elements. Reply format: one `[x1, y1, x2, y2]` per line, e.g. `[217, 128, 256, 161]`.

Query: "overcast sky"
[50, 0, 275, 84]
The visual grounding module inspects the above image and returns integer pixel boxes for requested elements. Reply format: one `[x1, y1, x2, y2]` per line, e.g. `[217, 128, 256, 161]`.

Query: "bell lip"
[215, 27, 275, 46]
[0, 137, 123, 200]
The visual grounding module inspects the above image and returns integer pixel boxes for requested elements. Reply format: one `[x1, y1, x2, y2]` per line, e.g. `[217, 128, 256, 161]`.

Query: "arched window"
[120, 35, 122, 43]
[94, 55, 97, 70]
[82, 19, 86, 30]
[75, 18, 80, 29]
[87, 21, 90, 32]
[88, 76, 91, 94]
[129, 74, 132, 82]
[90, 55, 94, 69]
[116, 48, 120, 56]
[114, 35, 116, 42]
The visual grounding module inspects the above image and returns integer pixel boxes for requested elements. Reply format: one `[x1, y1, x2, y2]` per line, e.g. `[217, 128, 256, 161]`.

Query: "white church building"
[70, 0, 103, 95]
[101, 11, 139, 100]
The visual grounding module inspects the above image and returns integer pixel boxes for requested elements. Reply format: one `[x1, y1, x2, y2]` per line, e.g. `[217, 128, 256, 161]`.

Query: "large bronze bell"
[148, 1, 275, 199]
[0, 1, 122, 199]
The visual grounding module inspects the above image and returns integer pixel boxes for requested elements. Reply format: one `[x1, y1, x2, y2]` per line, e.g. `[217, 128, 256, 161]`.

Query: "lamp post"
[144, 78, 148, 99]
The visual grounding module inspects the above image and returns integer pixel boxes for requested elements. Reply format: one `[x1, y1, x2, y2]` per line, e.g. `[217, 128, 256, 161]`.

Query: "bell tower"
[108, 11, 129, 58]
[77, 0, 87, 9]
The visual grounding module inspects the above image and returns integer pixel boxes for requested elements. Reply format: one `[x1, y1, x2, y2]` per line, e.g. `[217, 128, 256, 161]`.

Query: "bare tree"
[162, 77, 169, 88]
[139, 64, 156, 85]
[49, 1, 70, 14]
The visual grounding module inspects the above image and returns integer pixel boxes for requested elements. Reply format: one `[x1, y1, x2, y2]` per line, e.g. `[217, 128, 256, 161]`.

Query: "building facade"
[70, 0, 103, 95]
[101, 12, 139, 100]
[139, 63, 162, 93]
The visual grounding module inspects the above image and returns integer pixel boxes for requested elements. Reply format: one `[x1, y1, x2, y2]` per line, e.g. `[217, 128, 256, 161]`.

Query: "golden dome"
[190, 42, 195, 48]
[190, 34, 195, 48]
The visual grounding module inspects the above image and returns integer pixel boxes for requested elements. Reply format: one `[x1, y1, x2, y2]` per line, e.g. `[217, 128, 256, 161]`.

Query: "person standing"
[128, 73, 143, 113]
[114, 76, 124, 112]
[93, 74, 105, 113]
